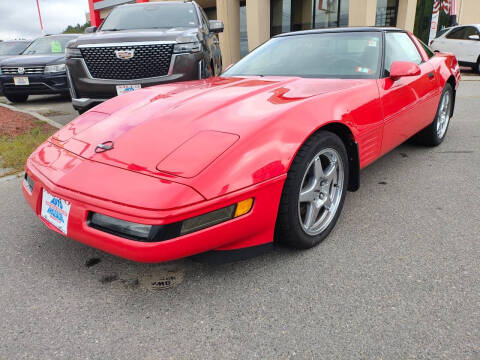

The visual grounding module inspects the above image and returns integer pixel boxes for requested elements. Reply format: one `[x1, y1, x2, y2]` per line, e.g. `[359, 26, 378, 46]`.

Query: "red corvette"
[23, 28, 460, 263]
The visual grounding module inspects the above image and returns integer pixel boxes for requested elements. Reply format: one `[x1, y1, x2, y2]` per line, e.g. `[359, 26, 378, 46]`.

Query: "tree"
[63, 21, 91, 34]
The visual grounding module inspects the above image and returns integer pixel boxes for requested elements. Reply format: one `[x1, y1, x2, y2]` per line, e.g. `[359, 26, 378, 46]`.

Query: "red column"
[88, 0, 103, 27]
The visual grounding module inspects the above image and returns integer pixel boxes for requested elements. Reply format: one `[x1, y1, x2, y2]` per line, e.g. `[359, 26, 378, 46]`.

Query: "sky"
[0, 0, 90, 41]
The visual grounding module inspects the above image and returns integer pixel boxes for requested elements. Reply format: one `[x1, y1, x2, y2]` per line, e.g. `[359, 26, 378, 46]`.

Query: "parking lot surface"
[0, 94, 77, 126]
[0, 81, 479, 359]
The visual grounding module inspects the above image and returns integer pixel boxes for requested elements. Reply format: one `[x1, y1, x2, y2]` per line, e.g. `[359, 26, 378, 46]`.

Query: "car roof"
[42, 34, 80, 38]
[437, 24, 480, 36]
[275, 26, 404, 37]
[2, 40, 31, 43]
[121, 1, 196, 6]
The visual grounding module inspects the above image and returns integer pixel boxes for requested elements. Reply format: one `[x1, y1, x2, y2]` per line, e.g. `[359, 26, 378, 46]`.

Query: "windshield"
[100, 3, 198, 31]
[436, 28, 451, 38]
[22, 36, 73, 55]
[0, 41, 30, 56]
[224, 32, 382, 79]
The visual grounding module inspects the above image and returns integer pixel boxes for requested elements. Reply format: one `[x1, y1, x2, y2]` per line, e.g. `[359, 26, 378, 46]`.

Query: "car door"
[378, 32, 440, 155]
[432, 26, 465, 58]
[460, 26, 480, 63]
[441, 27, 467, 62]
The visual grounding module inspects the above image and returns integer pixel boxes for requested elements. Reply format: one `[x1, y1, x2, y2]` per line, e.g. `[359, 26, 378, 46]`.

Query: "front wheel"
[415, 83, 453, 147]
[275, 131, 349, 249]
[201, 60, 214, 79]
[5, 93, 29, 103]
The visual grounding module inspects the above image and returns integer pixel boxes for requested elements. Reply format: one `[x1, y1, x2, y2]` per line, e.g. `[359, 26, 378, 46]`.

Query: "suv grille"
[1, 66, 45, 75]
[80, 43, 174, 80]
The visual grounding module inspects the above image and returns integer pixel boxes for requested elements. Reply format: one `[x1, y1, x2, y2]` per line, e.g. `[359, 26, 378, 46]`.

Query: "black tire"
[275, 131, 349, 249]
[201, 60, 214, 78]
[414, 83, 453, 147]
[5, 94, 28, 103]
[61, 92, 71, 100]
[473, 59, 480, 74]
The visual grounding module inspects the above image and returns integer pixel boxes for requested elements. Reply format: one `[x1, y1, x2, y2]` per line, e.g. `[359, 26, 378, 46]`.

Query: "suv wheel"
[5, 94, 29, 103]
[201, 60, 214, 78]
[473, 58, 480, 74]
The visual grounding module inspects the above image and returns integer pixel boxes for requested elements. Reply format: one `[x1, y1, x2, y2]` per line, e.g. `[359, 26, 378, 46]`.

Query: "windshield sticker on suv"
[355, 66, 372, 74]
[50, 41, 62, 53]
[368, 39, 378, 47]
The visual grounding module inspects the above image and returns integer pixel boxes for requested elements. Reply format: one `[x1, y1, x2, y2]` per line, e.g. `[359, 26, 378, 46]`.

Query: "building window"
[376, 0, 399, 27]
[271, 0, 349, 37]
[271, 0, 292, 36]
[314, 0, 349, 28]
[240, 4, 248, 57]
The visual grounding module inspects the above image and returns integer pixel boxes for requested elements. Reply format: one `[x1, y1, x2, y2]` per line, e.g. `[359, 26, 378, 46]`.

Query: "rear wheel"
[415, 83, 453, 146]
[5, 94, 28, 103]
[275, 131, 348, 249]
[473, 59, 480, 74]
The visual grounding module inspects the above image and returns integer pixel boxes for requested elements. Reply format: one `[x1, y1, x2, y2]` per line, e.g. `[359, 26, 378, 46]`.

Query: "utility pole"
[36, 0, 45, 35]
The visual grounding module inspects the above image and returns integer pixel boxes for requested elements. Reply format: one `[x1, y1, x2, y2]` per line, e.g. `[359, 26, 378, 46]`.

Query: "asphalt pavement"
[0, 94, 77, 125]
[0, 81, 479, 359]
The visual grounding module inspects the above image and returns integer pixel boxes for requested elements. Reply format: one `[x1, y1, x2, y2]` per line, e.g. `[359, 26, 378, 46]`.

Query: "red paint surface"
[23, 34, 460, 262]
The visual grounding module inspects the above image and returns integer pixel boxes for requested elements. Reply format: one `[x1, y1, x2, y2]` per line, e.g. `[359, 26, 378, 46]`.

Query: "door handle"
[427, 72, 435, 79]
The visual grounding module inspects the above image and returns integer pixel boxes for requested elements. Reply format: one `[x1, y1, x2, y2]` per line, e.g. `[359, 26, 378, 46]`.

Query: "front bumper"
[23, 142, 284, 263]
[67, 52, 202, 111]
[0, 73, 69, 95]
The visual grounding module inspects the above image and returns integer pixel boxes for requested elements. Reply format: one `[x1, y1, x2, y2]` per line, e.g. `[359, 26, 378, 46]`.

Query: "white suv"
[431, 24, 480, 73]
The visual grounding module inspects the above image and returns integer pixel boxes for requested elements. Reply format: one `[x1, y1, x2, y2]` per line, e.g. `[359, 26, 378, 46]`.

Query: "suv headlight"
[44, 64, 66, 74]
[65, 47, 82, 59]
[173, 42, 202, 54]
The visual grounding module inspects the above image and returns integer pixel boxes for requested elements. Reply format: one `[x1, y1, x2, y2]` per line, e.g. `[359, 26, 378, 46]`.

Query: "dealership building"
[88, 0, 480, 69]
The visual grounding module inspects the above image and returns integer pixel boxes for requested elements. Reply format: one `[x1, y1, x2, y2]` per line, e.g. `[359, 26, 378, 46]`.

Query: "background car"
[0, 40, 32, 96]
[431, 24, 480, 73]
[0, 34, 79, 103]
[23, 28, 459, 263]
[66, 0, 223, 114]
[0, 40, 32, 61]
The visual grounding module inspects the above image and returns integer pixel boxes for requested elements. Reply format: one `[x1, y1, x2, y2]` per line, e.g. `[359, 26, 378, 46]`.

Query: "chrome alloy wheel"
[436, 90, 452, 139]
[298, 148, 344, 236]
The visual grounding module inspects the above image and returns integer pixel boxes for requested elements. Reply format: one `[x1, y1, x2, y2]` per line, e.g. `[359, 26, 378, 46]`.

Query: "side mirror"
[389, 61, 421, 80]
[468, 34, 480, 40]
[208, 20, 224, 34]
[85, 26, 97, 34]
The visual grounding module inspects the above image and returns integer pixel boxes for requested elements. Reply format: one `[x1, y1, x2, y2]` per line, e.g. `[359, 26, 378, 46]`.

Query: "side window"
[384, 32, 423, 74]
[463, 26, 480, 39]
[199, 7, 209, 32]
[446, 27, 466, 39]
[436, 28, 450, 38]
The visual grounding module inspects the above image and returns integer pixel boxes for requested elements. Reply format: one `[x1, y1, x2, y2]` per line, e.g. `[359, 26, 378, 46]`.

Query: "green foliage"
[0, 125, 56, 174]
[414, 1, 454, 43]
[63, 21, 91, 34]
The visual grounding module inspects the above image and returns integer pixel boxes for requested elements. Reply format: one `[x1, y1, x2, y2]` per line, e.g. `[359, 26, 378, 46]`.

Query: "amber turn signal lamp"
[234, 198, 254, 218]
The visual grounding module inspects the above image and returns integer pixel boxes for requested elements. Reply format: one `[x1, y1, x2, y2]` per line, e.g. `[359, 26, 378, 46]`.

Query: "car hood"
[69, 28, 199, 47]
[0, 54, 65, 66]
[51, 76, 365, 181]
[0, 55, 20, 62]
